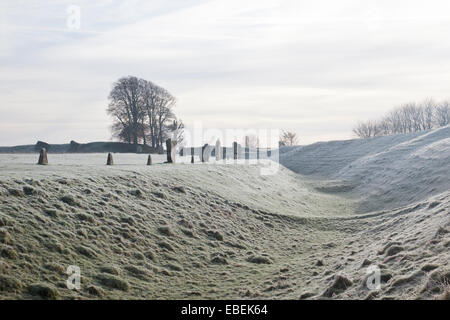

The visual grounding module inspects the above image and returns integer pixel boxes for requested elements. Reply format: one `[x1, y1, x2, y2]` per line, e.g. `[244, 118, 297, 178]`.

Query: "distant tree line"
[240, 131, 299, 149]
[107, 76, 184, 151]
[353, 99, 450, 138]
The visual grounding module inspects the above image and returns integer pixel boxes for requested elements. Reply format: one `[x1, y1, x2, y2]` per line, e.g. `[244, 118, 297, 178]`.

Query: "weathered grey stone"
[215, 139, 221, 161]
[106, 153, 113, 165]
[190, 147, 195, 163]
[37, 148, 48, 165]
[166, 139, 177, 163]
[223, 147, 227, 160]
[244, 147, 250, 160]
[201, 144, 210, 162]
[166, 139, 172, 162]
[147, 155, 152, 165]
[233, 142, 238, 160]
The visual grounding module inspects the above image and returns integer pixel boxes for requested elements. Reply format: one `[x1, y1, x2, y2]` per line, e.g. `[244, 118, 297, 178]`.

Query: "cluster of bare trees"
[241, 130, 299, 148]
[353, 99, 450, 138]
[107, 76, 184, 151]
[279, 131, 298, 146]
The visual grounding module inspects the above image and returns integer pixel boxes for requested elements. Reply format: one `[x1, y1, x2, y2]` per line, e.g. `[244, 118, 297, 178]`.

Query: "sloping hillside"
[280, 126, 450, 212]
[0, 158, 355, 299]
[0, 127, 448, 300]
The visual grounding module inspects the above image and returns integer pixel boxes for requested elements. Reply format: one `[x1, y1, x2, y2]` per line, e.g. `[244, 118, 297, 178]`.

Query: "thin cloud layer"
[1, 0, 450, 145]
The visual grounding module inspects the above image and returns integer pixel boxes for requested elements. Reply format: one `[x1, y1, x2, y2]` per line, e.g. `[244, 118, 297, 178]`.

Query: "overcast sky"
[1, 0, 450, 146]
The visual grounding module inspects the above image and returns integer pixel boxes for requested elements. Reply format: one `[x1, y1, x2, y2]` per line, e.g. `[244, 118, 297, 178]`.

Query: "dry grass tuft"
[157, 226, 174, 237]
[323, 274, 353, 298]
[0, 245, 18, 260]
[0, 228, 11, 244]
[60, 195, 78, 206]
[86, 285, 104, 297]
[0, 275, 22, 293]
[8, 188, 24, 197]
[76, 245, 97, 258]
[100, 265, 121, 276]
[97, 273, 129, 291]
[247, 255, 272, 264]
[28, 283, 59, 300]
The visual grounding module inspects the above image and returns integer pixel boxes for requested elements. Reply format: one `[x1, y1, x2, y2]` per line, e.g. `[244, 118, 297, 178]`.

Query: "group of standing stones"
[36, 148, 153, 166]
[106, 152, 153, 166]
[180, 139, 272, 163]
[105, 152, 154, 166]
[36, 138, 272, 166]
[104, 138, 176, 166]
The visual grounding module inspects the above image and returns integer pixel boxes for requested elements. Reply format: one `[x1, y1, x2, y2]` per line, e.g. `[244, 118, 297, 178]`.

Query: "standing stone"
[180, 148, 184, 156]
[257, 148, 260, 160]
[147, 154, 152, 165]
[267, 148, 272, 157]
[201, 144, 210, 162]
[166, 139, 177, 163]
[37, 148, 48, 165]
[191, 155, 194, 163]
[215, 139, 221, 161]
[166, 139, 172, 162]
[223, 147, 227, 160]
[106, 153, 114, 165]
[233, 142, 238, 160]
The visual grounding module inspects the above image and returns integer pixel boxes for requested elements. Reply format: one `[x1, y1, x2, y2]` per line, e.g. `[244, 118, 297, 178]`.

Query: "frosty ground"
[0, 126, 449, 300]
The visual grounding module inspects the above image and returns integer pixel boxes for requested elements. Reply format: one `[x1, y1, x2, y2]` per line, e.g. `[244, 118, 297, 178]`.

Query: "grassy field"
[0, 128, 449, 300]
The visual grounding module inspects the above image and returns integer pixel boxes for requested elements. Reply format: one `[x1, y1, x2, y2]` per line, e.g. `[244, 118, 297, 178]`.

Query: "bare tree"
[435, 101, 450, 127]
[141, 79, 159, 148]
[169, 119, 185, 146]
[154, 86, 176, 149]
[377, 116, 392, 136]
[384, 109, 403, 134]
[421, 98, 435, 130]
[280, 131, 298, 146]
[352, 120, 380, 138]
[107, 76, 145, 145]
[111, 121, 132, 143]
[107, 76, 183, 151]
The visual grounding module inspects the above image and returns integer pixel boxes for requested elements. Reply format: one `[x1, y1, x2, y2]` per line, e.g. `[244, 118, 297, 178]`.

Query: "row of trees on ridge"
[353, 99, 450, 138]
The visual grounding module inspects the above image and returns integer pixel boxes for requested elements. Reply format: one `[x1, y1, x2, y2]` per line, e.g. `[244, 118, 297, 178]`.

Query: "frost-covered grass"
[280, 126, 450, 212]
[0, 127, 449, 300]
